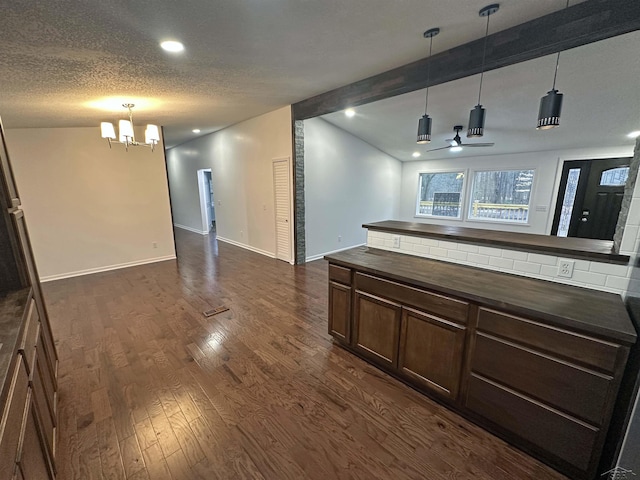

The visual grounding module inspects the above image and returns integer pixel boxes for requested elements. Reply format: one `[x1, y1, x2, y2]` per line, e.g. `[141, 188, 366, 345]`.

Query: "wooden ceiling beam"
[292, 0, 640, 120]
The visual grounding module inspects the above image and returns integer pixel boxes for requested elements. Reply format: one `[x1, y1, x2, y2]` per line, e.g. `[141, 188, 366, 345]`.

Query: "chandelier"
[100, 104, 160, 152]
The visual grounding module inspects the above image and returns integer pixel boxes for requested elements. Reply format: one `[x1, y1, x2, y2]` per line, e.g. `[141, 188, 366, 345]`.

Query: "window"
[600, 167, 629, 186]
[557, 168, 581, 237]
[468, 169, 535, 223]
[416, 171, 465, 219]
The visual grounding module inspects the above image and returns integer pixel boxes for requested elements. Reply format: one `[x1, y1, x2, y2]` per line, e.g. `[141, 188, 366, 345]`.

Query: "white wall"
[166, 147, 212, 234]
[304, 118, 402, 261]
[166, 106, 293, 258]
[400, 146, 634, 234]
[6, 127, 176, 281]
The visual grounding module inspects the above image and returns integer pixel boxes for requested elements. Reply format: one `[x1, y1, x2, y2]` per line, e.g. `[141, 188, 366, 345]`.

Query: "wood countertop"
[0, 288, 30, 405]
[325, 246, 636, 345]
[363, 220, 630, 264]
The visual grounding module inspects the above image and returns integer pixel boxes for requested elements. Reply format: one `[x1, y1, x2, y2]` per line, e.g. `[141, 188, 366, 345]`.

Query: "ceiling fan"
[427, 125, 494, 152]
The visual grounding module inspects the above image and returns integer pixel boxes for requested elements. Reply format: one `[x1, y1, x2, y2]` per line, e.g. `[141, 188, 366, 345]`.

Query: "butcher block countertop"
[363, 220, 630, 264]
[325, 246, 636, 345]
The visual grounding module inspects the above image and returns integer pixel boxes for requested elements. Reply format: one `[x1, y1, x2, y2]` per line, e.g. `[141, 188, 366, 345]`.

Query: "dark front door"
[551, 157, 630, 240]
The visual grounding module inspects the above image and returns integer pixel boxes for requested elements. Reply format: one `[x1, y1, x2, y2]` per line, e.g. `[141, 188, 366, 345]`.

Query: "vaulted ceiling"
[321, 30, 640, 161]
[0, 0, 587, 147]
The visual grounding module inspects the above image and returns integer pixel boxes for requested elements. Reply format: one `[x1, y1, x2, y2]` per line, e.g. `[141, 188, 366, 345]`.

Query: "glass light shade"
[417, 115, 432, 144]
[100, 122, 116, 139]
[537, 89, 563, 130]
[467, 105, 485, 137]
[119, 119, 134, 142]
[145, 124, 160, 144]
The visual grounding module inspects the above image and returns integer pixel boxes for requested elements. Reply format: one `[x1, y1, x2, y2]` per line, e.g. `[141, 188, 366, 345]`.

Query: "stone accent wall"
[293, 120, 306, 264]
[614, 137, 640, 251]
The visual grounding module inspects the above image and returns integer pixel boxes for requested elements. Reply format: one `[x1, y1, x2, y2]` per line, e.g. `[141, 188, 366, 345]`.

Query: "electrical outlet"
[338, 235, 342, 243]
[152, 242, 158, 249]
[392, 235, 401, 248]
[240, 230, 243, 238]
[558, 259, 574, 278]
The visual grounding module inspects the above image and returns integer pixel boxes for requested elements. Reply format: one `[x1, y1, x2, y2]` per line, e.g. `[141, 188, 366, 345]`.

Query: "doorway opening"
[197, 169, 215, 234]
[551, 157, 631, 240]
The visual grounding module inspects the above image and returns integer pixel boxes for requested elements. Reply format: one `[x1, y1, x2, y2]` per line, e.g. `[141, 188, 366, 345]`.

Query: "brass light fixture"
[467, 4, 499, 138]
[100, 104, 160, 152]
[537, 0, 570, 130]
[417, 27, 440, 144]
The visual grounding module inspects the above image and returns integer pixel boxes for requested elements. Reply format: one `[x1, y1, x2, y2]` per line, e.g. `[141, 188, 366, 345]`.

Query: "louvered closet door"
[273, 158, 291, 262]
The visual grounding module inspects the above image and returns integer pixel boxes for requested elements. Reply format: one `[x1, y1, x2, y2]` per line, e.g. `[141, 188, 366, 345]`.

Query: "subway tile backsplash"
[367, 230, 631, 295]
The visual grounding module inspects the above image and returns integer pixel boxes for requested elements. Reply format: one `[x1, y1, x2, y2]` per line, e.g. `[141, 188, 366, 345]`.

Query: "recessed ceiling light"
[192, 129, 201, 133]
[345, 108, 355, 118]
[450, 146, 463, 153]
[412, 152, 421, 158]
[627, 130, 640, 139]
[160, 40, 184, 53]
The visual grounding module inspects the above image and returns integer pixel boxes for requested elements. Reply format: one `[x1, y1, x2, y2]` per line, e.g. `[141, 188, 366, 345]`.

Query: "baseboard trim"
[40, 255, 177, 282]
[174, 223, 209, 235]
[306, 243, 366, 263]
[216, 236, 276, 259]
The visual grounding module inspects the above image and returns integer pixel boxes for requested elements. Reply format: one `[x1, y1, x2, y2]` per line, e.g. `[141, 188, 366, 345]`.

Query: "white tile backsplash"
[367, 230, 632, 295]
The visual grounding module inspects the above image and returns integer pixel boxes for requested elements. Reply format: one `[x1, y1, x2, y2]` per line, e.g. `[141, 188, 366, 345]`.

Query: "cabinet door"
[398, 307, 466, 399]
[31, 345, 56, 465]
[328, 281, 351, 343]
[16, 396, 53, 480]
[353, 291, 401, 368]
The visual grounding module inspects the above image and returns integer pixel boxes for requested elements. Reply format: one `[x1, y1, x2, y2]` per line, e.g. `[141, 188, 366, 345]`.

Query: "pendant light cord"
[477, 12, 491, 105]
[424, 35, 434, 115]
[551, 0, 570, 91]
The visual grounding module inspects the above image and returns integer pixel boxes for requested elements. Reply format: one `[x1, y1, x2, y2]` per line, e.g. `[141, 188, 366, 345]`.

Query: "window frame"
[414, 169, 468, 221]
[465, 167, 537, 226]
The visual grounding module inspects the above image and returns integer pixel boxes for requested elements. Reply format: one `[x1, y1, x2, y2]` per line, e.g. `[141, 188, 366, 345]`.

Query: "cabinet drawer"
[477, 307, 621, 374]
[466, 373, 598, 474]
[355, 273, 469, 323]
[472, 333, 611, 426]
[329, 264, 351, 285]
[18, 300, 39, 375]
[0, 361, 29, 479]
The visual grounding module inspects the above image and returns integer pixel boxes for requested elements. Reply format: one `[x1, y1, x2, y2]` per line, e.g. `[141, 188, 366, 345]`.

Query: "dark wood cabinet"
[398, 307, 466, 400]
[0, 116, 58, 479]
[325, 251, 635, 480]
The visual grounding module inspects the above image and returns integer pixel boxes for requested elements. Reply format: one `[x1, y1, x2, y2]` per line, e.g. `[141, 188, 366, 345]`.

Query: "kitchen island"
[325, 246, 636, 480]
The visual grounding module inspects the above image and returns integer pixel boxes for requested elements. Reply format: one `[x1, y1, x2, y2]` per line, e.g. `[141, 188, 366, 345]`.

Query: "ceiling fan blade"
[426, 145, 453, 153]
[460, 142, 494, 147]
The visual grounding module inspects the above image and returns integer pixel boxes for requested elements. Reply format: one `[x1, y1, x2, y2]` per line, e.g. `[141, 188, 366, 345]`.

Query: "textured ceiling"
[321, 31, 640, 161]
[0, 0, 585, 147]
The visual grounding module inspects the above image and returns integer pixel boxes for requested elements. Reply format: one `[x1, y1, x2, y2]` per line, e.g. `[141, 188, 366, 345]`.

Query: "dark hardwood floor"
[44, 228, 568, 479]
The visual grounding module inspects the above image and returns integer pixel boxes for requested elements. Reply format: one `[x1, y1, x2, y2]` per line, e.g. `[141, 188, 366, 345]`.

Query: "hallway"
[44, 228, 567, 479]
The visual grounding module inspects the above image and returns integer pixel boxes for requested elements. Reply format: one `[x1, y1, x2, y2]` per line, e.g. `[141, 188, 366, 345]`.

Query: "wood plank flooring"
[43, 228, 568, 479]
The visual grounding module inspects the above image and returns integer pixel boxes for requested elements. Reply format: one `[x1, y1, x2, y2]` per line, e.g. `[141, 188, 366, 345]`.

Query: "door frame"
[272, 157, 294, 264]
[551, 156, 632, 239]
[197, 168, 213, 234]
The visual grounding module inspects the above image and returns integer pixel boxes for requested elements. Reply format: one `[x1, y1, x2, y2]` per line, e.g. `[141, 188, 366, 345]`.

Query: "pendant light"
[537, 0, 570, 130]
[467, 4, 499, 138]
[417, 28, 440, 144]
